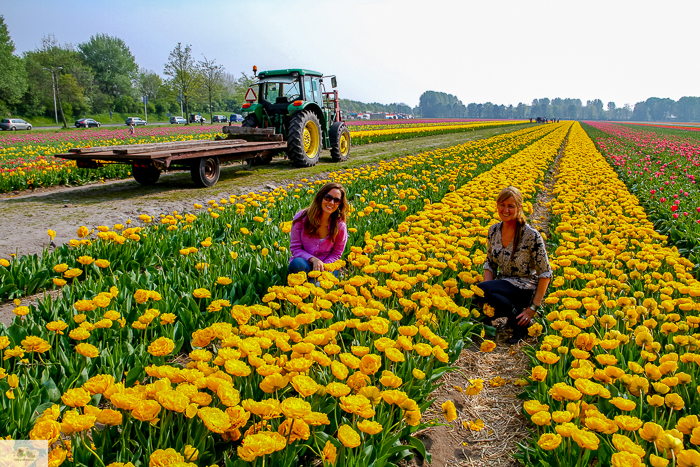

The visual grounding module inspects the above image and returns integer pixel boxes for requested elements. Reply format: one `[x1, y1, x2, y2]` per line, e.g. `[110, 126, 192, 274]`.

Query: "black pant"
[476, 280, 534, 330]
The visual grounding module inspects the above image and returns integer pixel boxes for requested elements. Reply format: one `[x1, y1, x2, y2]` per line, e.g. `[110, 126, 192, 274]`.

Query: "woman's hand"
[309, 257, 325, 272]
[516, 307, 536, 326]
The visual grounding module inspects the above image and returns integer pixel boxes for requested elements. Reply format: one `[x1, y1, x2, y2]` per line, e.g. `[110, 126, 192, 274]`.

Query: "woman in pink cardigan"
[289, 182, 348, 275]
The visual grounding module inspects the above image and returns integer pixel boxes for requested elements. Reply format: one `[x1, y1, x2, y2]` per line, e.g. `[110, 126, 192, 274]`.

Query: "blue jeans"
[288, 257, 340, 279]
[288, 257, 311, 274]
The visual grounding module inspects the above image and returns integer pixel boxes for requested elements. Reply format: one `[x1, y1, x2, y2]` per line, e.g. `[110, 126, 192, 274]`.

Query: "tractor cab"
[243, 69, 328, 127]
[237, 67, 350, 168]
[257, 70, 323, 108]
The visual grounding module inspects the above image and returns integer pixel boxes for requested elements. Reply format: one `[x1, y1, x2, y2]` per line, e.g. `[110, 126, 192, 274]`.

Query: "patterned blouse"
[484, 222, 552, 290]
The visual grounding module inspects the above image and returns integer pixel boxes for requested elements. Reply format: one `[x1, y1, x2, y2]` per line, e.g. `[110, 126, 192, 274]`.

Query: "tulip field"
[0, 119, 526, 194]
[622, 122, 700, 133]
[2, 119, 700, 467]
[584, 122, 700, 264]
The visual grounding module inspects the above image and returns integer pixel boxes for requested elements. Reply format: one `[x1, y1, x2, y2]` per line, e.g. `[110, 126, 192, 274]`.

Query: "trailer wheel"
[191, 156, 220, 188]
[287, 110, 321, 167]
[132, 165, 161, 186]
[330, 122, 351, 162]
[246, 154, 274, 167]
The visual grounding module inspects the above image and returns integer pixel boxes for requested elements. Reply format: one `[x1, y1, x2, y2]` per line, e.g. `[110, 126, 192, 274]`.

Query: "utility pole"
[42, 67, 61, 126]
[45, 66, 68, 128]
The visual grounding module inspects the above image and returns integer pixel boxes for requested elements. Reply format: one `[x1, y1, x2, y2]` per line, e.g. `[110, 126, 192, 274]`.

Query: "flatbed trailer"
[53, 126, 286, 187]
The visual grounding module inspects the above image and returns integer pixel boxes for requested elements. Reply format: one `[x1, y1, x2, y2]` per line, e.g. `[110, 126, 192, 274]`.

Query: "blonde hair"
[496, 186, 527, 256]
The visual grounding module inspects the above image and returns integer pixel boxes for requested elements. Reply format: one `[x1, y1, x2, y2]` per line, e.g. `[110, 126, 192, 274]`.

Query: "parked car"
[0, 118, 32, 131]
[189, 114, 206, 124]
[125, 117, 147, 126]
[169, 116, 187, 124]
[212, 115, 227, 123]
[75, 118, 101, 128]
[229, 114, 244, 123]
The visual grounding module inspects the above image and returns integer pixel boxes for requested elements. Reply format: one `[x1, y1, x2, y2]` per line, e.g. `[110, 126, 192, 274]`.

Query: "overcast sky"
[3, 0, 699, 108]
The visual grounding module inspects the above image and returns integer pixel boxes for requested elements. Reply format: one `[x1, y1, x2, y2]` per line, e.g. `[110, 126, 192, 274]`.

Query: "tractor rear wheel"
[132, 164, 161, 186]
[287, 110, 321, 167]
[330, 122, 351, 162]
[241, 115, 272, 166]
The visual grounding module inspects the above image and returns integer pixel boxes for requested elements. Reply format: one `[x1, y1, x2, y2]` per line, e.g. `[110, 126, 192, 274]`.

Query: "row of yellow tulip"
[518, 122, 700, 467]
[349, 120, 528, 144]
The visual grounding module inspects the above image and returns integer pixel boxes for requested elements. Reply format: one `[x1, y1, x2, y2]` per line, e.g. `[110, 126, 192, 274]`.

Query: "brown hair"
[496, 186, 527, 256]
[296, 182, 348, 242]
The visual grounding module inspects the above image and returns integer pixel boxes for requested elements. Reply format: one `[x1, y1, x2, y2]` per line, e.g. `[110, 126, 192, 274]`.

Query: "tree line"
[0, 17, 254, 125]
[417, 91, 700, 122]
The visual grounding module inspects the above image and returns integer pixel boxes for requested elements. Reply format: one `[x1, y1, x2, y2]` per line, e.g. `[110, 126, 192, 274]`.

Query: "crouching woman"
[478, 186, 552, 344]
[289, 182, 348, 275]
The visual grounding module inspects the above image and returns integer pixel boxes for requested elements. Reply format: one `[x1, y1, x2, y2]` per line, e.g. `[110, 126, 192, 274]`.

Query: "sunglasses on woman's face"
[323, 194, 342, 205]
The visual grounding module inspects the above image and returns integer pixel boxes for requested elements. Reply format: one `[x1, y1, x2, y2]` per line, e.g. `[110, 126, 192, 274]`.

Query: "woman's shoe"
[506, 325, 526, 344]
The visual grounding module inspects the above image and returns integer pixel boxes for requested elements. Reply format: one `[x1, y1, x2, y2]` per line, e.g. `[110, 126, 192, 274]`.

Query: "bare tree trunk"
[54, 73, 68, 129]
[209, 89, 213, 123]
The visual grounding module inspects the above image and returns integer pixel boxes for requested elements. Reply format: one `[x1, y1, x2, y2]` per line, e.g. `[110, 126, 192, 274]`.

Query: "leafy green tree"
[482, 102, 494, 118]
[58, 73, 88, 117]
[78, 34, 137, 100]
[645, 97, 675, 121]
[232, 72, 255, 110]
[675, 97, 700, 122]
[418, 91, 466, 118]
[632, 101, 649, 121]
[164, 43, 202, 122]
[0, 16, 27, 116]
[24, 35, 83, 127]
[198, 56, 224, 122]
[137, 68, 162, 101]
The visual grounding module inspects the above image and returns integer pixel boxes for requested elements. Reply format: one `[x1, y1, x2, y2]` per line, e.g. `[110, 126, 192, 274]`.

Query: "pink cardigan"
[289, 210, 347, 264]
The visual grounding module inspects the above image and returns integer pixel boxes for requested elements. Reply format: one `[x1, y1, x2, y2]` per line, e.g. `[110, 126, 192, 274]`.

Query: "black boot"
[506, 324, 527, 345]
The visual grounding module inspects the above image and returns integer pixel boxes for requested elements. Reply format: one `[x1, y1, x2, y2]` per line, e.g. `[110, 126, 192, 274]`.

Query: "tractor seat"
[276, 96, 290, 104]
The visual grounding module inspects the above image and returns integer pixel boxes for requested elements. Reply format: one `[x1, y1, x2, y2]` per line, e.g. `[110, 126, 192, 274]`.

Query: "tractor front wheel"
[330, 122, 351, 162]
[241, 114, 258, 128]
[287, 110, 321, 167]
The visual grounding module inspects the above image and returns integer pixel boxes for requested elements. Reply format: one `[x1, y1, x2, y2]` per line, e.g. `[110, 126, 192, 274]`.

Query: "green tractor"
[240, 68, 351, 167]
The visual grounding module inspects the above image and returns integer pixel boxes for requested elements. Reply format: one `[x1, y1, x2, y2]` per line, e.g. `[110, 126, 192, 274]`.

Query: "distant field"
[0, 119, 528, 194]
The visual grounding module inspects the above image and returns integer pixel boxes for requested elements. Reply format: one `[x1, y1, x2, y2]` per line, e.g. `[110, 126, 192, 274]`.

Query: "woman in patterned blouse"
[478, 186, 552, 344]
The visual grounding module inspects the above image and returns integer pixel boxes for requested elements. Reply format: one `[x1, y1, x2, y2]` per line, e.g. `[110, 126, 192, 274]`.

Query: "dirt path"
[0, 125, 531, 260]
[414, 128, 569, 467]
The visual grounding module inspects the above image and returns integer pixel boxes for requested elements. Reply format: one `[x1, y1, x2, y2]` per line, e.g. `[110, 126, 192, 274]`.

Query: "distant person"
[529, 117, 532, 123]
[129, 123, 135, 136]
[289, 182, 348, 276]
